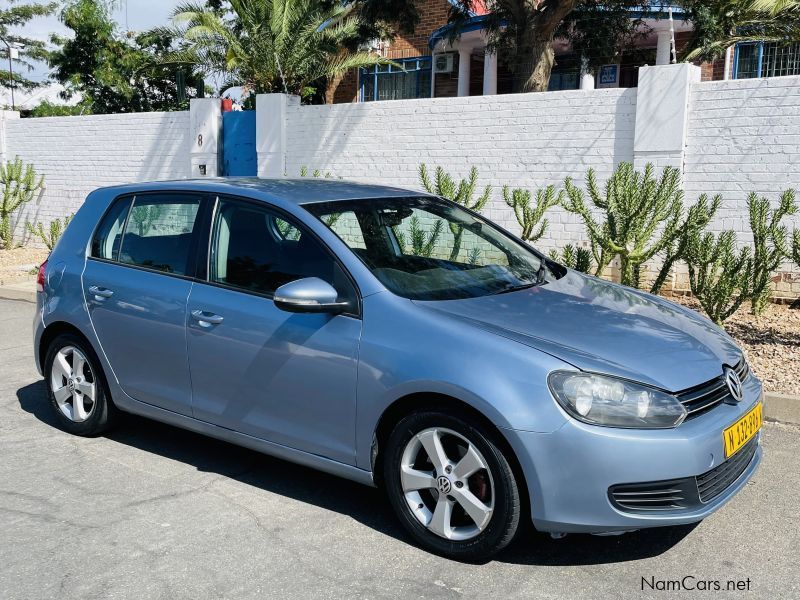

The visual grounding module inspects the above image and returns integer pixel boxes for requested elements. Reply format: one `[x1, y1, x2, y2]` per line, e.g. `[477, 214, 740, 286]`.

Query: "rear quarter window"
[91, 196, 132, 260]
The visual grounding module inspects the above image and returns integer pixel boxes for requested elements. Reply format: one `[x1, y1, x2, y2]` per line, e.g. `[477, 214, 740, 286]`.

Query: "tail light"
[36, 260, 48, 293]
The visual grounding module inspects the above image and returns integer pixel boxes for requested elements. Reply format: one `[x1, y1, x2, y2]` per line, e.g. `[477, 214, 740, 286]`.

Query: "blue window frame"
[359, 57, 432, 102]
[734, 41, 800, 79]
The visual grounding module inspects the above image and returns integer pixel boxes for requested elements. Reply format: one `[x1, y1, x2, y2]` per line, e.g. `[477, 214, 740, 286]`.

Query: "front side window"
[117, 194, 201, 275]
[305, 197, 551, 301]
[209, 199, 356, 302]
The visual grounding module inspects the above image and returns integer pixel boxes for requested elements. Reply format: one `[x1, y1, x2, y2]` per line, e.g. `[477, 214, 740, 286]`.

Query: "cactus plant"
[686, 230, 753, 327]
[548, 244, 592, 274]
[563, 162, 719, 291]
[419, 164, 490, 260]
[747, 189, 797, 316]
[503, 184, 562, 244]
[0, 158, 45, 249]
[26, 215, 73, 251]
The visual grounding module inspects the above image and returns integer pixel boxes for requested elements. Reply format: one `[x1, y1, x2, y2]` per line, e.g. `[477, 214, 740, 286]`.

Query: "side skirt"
[115, 393, 376, 488]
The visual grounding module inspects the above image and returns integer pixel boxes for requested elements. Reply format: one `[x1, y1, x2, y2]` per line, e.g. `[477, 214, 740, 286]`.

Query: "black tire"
[44, 332, 118, 436]
[384, 410, 521, 561]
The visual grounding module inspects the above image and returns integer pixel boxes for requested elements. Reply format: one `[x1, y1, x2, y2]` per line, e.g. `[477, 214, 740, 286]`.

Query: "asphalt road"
[1, 298, 798, 599]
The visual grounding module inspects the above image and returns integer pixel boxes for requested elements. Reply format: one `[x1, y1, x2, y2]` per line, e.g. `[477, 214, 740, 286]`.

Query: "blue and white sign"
[598, 64, 620, 88]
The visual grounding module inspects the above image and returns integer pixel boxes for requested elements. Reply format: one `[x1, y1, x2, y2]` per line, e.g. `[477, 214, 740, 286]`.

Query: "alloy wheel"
[400, 427, 495, 541]
[50, 346, 96, 423]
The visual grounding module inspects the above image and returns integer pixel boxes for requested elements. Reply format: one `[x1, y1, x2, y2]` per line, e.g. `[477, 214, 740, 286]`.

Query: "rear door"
[83, 192, 207, 416]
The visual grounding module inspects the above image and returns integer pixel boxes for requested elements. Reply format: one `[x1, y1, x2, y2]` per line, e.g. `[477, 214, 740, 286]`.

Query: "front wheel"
[384, 411, 521, 561]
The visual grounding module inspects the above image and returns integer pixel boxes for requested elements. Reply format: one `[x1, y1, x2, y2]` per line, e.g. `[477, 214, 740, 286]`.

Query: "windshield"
[304, 196, 553, 301]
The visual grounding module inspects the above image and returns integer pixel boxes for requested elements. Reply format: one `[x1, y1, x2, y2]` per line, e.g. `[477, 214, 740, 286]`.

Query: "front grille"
[676, 358, 750, 419]
[609, 478, 696, 512]
[609, 428, 759, 514]
[697, 437, 759, 503]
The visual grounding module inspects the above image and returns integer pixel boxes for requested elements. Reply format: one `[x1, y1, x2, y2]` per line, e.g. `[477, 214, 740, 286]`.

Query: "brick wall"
[4, 111, 189, 241]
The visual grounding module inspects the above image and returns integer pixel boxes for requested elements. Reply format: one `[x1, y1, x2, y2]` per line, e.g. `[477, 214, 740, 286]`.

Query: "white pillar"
[430, 52, 437, 98]
[457, 48, 471, 97]
[482, 51, 497, 95]
[256, 93, 296, 178]
[633, 64, 702, 174]
[655, 30, 672, 66]
[189, 98, 221, 178]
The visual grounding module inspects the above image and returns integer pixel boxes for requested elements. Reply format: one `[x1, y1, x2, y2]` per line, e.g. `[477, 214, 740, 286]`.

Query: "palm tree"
[157, 0, 395, 100]
[681, 0, 800, 61]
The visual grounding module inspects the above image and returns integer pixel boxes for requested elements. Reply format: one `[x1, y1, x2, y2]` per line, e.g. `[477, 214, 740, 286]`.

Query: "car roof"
[94, 177, 433, 205]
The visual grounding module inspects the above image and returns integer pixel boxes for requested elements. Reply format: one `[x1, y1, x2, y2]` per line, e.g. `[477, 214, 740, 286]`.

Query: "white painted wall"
[5, 111, 189, 240]
[284, 88, 638, 252]
[2, 69, 798, 296]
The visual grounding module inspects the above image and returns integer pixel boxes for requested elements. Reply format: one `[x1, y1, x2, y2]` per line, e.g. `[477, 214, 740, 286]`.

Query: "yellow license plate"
[723, 403, 763, 458]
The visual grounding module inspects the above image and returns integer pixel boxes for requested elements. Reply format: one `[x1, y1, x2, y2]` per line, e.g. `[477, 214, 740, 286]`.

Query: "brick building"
[327, 2, 799, 103]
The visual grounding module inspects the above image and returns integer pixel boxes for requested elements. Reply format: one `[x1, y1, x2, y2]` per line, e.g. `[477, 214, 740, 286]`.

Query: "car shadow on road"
[17, 380, 696, 566]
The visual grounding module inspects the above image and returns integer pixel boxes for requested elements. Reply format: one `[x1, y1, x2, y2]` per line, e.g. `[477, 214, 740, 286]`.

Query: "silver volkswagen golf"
[34, 178, 763, 560]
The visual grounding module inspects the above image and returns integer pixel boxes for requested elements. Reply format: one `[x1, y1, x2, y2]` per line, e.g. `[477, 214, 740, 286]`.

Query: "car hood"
[415, 270, 742, 392]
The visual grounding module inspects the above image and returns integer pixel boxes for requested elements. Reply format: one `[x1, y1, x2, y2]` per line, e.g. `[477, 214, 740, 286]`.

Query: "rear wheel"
[44, 333, 117, 436]
[384, 411, 521, 561]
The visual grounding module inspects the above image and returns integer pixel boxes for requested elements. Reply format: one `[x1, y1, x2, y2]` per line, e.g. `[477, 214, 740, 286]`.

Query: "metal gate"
[222, 110, 257, 176]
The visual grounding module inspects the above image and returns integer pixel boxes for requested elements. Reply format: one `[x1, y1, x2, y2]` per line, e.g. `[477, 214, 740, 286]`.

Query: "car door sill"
[116, 394, 375, 488]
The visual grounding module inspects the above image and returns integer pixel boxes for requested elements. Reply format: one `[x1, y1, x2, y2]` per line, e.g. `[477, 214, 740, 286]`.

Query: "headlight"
[548, 371, 687, 429]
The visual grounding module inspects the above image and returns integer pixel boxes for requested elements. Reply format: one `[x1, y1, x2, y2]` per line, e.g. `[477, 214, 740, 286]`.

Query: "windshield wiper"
[494, 261, 549, 295]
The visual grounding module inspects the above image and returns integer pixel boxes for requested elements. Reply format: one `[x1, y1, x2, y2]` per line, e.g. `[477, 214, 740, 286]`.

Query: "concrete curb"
[1, 284, 799, 426]
[764, 393, 800, 427]
[0, 282, 35, 303]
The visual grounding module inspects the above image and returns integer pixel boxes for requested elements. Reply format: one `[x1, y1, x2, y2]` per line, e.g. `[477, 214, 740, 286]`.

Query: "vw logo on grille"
[436, 476, 452, 494]
[724, 367, 743, 402]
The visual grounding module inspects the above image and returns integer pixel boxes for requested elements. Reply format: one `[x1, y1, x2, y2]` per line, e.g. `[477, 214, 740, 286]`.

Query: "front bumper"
[505, 375, 763, 533]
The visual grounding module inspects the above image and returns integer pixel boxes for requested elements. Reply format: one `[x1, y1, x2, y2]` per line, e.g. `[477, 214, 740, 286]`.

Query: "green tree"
[0, 157, 45, 249]
[0, 1, 56, 94]
[159, 0, 395, 101]
[28, 99, 91, 117]
[686, 229, 753, 326]
[679, 0, 800, 61]
[447, 1, 651, 93]
[747, 189, 797, 315]
[49, 0, 202, 113]
[419, 164, 490, 260]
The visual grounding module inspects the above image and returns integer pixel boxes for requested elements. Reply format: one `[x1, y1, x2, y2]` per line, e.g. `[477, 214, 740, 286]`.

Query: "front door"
[83, 192, 205, 416]
[186, 198, 362, 464]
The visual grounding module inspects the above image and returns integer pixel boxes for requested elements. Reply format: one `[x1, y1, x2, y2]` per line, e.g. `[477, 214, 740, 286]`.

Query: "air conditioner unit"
[434, 53, 455, 74]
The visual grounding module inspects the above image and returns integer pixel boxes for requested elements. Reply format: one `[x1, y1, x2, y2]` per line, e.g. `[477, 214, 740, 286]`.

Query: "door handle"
[191, 310, 224, 327]
[88, 286, 114, 301]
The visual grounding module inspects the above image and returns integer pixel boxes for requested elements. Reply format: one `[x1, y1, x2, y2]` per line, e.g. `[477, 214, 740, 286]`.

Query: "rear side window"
[91, 196, 132, 260]
[117, 194, 201, 275]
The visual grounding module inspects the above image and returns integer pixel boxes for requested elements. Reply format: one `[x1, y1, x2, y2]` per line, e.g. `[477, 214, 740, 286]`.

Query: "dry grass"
[0, 246, 49, 285]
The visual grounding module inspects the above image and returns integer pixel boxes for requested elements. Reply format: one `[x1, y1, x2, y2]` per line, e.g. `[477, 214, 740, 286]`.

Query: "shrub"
[503, 184, 561, 243]
[419, 164, 490, 260]
[747, 189, 797, 316]
[686, 230, 753, 327]
[26, 215, 73, 251]
[0, 158, 45, 249]
[549, 244, 592, 274]
[793, 229, 800, 268]
[563, 163, 718, 291]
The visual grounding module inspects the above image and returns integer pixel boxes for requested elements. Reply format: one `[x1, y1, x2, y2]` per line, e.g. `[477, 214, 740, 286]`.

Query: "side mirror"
[273, 277, 350, 314]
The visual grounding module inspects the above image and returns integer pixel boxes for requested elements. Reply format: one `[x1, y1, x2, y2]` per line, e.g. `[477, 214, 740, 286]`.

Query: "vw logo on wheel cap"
[436, 476, 452, 494]
[724, 367, 743, 402]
